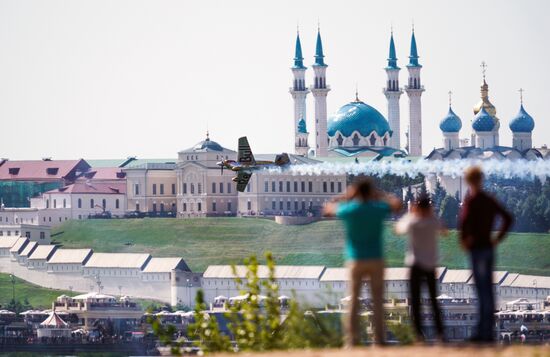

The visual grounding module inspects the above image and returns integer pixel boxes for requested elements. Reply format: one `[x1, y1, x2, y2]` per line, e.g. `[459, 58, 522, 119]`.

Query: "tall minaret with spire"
[383, 30, 403, 149]
[289, 29, 310, 155]
[311, 27, 330, 157]
[404, 27, 424, 156]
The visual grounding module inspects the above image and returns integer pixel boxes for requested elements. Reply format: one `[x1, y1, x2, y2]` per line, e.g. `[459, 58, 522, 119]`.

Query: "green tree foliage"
[439, 195, 460, 228]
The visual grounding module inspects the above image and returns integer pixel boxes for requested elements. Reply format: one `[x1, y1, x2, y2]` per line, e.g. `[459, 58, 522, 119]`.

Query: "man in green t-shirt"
[324, 178, 401, 347]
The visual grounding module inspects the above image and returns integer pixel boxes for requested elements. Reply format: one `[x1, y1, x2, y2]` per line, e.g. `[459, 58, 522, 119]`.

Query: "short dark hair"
[416, 194, 431, 210]
[465, 166, 484, 186]
[354, 178, 374, 201]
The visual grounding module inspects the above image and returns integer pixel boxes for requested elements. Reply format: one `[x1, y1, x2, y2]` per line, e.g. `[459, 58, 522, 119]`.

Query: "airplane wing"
[236, 171, 252, 192]
[238, 136, 255, 164]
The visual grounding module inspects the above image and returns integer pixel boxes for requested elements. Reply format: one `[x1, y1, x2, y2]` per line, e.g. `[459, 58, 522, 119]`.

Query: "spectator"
[459, 166, 512, 343]
[324, 178, 401, 347]
[395, 195, 446, 342]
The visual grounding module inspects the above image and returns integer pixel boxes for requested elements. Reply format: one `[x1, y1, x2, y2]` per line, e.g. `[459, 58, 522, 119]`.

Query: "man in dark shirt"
[459, 166, 513, 343]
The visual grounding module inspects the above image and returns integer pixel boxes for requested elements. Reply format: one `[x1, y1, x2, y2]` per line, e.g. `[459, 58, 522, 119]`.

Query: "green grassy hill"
[0, 273, 73, 309]
[51, 218, 550, 275]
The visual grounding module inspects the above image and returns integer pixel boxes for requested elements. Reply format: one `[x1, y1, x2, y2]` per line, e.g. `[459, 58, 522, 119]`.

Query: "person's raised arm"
[382, 192, 402, 214]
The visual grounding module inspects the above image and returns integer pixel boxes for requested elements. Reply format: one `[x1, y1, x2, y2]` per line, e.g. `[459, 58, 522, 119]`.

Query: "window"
[212, 183, 216, 193]
[183, 183, 187, 194]
[264, 181, 268, 192]
[338, 182, 342, 193]
[160, 203, 165, 212]
[227, 202, 232, 211]
[337, 134, 343, 146]
[152, 203, 157, 212]
[330, 182, 335, 193]
[136, 203, 140, 212]
[115, 199, 120, 209]
[183, 203, 187, 211]
[198, 184, 202, 194]
[272, 201, 276, 210]
[279, 181, 283, 192]
[63, 199, 66, 208]
[294, 182, 298, 192]
[160, 184, 164, 195]
[302, 201, 306, 210]
[286, 181, 291, 192]
[7, 231, 11, 236]
[78, 198, 82, 208]
[219, 183, 224, 194]
[294, 201, 298, 211]
[102, 199, 106, 210]
[247, 183, 251, 192]
[135, 184, 139, 195]
[369, 134, 376, 146]
[190, 184, 195, 194]
[227, 183, 231, 193]
[212, 202, 217, 212]
[172, 184, 176, 195]
[46, 199, 49, 208]
[308, 182, 313, 192]
[90, 199, 94, 208]
[25, 231, 31, 238]
[53, 199, 57, 208]
[323, 182, 328, 193]
[352, 133, 360, 146]
[40, 232, 45, 240]
[279, 201, 284, 210]
[287, 201, 291, 210]
[197, 202, 202, 211]
[153, 184, 157, 195]
[272, 182, 276, 192]
[247, 201, 251, 210]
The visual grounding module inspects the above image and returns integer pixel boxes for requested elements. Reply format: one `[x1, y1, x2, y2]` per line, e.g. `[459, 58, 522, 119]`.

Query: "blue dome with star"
[472, 107, 495, 132]
[509, 105, 535, 133]
[439, 107, 462, 133]
[327, 101, 390, 138]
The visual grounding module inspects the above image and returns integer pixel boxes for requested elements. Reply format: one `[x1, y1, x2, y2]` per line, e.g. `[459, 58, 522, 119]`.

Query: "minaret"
[311, 28, 330, 157]
[404, 28, 424, 156]
[289, 30, 310, 155]
[295, 117, 310, 156]
[383, 31, 403, 149]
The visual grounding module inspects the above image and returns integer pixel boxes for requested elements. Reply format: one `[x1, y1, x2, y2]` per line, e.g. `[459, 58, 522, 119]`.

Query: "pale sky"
[0, 0, 548, 160]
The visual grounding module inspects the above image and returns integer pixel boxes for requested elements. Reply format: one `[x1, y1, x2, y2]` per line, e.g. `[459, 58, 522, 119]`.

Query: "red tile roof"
[0, 159, 90, 182]
[47, 182, 126, 195]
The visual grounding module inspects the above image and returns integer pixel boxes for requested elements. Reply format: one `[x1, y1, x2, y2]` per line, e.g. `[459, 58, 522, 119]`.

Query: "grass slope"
[51, 218, 550, 275]
[0, 273, 73, 309]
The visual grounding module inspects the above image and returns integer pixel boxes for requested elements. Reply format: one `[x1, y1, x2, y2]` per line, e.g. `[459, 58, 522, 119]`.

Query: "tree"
[439, 195, 460, 228]
[432, 180, 447, 214]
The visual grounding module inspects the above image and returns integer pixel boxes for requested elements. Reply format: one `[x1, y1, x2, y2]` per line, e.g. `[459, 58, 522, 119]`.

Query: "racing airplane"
[216, 136, 290, 192]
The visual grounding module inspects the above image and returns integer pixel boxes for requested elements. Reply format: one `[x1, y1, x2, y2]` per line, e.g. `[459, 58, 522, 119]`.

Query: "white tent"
[37, 311, 71, 338]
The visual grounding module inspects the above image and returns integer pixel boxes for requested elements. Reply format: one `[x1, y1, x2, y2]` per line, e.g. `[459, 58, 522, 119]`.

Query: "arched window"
[336, 134, 343, 146]
[90, 199, 94, 209]
[190, 184, 195, 194]
[352, 133, 360, 146]
[115, 199, 120, 209]
[102, 199, 106, 210]
[53, 199, 57, 208]
[78, 198, 82, 208]
[383, 137, 387, 146]
[63, 199, 66, 208]
[369, 134, 377, 146]
[46, 199, 49, 208]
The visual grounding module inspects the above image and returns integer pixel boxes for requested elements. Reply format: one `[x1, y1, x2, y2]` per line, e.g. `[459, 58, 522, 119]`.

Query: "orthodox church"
[289, 28, 424, 158]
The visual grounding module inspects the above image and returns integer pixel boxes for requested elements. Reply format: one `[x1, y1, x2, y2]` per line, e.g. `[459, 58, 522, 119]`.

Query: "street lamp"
[9, 274, 15, 301]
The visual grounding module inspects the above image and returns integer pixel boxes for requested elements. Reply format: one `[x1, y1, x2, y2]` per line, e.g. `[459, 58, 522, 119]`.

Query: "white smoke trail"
[267, 159, 550, 179]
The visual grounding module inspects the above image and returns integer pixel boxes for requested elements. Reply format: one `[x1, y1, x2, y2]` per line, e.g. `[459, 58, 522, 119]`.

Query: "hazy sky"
[0, 0, 548, 160]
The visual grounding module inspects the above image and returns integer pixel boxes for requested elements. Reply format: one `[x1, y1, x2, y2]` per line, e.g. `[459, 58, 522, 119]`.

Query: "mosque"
[289, 28, 422, 158]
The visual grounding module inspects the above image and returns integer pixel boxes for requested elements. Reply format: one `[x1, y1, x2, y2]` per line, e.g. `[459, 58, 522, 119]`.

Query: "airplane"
[216, 136, 291, 192]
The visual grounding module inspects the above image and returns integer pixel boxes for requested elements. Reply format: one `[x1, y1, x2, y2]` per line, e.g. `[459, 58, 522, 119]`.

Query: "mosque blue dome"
[191, 136, 224, 152]
[509, 105, 535, 133]
[472, 107, 495, 132]
[327, 101, 390, 137]
[439, 107, 462, 133]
